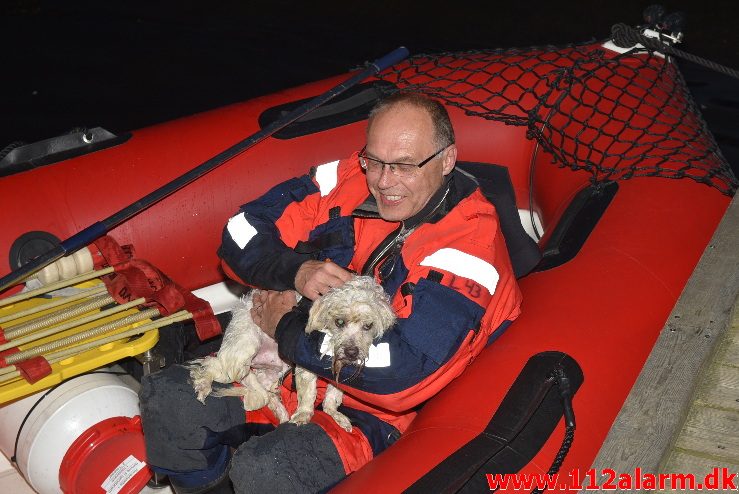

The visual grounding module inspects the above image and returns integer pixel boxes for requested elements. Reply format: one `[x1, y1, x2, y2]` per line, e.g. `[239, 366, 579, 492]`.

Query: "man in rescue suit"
[139, 92, 523, 493]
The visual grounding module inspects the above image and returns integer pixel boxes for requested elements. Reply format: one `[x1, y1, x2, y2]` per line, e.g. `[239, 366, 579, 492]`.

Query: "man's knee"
[230, 423, 345, 493]
[139, 364, 245, 471]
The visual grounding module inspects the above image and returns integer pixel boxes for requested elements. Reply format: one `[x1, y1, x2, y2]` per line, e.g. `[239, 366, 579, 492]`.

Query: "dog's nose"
[344, 347, 359, 360]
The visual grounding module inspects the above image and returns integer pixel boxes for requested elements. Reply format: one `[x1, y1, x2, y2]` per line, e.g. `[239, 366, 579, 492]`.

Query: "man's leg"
[229, 422, 347, 494]
[139, 365, 247, 492]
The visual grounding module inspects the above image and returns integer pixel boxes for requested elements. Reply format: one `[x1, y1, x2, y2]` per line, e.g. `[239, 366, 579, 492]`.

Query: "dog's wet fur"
[188, 275, 396, 431]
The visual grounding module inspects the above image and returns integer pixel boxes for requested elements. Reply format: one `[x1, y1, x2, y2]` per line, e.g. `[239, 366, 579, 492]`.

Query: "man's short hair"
[368, 92, 455, 149]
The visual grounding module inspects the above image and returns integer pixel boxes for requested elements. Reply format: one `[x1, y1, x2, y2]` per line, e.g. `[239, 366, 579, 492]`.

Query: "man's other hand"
[251, 290, 298, 338]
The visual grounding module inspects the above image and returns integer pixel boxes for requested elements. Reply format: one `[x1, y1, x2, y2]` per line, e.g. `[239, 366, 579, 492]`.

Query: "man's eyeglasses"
[358, 146, 447, 178]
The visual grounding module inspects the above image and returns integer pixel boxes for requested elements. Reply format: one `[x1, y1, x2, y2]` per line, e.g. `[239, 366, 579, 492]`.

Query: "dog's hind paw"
[289, 410, 314, 426]
[191, 379, 212, 404]
[326, 410, 353, 432]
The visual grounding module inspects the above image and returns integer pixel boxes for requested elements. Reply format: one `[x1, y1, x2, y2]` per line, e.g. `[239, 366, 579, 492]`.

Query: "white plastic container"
[0, 371, 143, 494]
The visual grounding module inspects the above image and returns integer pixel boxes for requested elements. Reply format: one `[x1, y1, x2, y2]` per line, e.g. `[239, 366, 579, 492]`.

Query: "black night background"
[1, 0, 737, 170]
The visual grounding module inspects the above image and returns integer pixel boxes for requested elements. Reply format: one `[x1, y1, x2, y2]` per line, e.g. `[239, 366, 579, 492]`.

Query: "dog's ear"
[369, 286, 396, 335]
[376, 300, 397, 335]
[359, 276, 396, 334]
[306, 297, 327, 334]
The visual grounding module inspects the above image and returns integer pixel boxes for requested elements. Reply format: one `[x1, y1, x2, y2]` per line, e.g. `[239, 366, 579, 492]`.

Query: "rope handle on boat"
[0, 141, 25, 161]
[610, 23, 739, 81]
[530, 365, 576, 494]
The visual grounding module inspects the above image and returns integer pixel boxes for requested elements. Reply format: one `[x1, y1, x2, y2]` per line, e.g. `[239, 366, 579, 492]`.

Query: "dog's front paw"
[268, 396, 290, 424]
[289, 409, 314, 426]
[326, 410, 353, 432]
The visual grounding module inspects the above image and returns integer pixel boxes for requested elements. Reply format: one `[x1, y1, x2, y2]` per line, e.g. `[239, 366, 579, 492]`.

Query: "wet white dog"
[188, 275, 396, 431]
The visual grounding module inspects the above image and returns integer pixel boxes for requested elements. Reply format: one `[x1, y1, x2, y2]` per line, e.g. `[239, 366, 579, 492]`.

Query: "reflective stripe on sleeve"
[366, 342, 391, 367]
[314, 160, 340, 197]
[226, 212, 258, 249]
[420, 248, 499, 294]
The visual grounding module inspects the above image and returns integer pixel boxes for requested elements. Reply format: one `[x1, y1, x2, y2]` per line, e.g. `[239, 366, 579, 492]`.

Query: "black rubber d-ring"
[8, 231, 61, 270]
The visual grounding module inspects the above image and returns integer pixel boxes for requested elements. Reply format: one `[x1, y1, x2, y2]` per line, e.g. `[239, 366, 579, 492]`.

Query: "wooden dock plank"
[715, 338, 739, 369]
[658, 292, 739, 491]
[656, 450, 738, 494]
[695, 380, 739, 413]
[674, 404, 739, 460]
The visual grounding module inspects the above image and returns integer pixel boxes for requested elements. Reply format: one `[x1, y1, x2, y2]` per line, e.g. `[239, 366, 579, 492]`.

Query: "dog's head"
[306, 276, 396, 378]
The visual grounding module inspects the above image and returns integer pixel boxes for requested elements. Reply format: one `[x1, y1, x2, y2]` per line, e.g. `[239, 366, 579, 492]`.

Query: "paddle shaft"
[0, 47, 409, 292]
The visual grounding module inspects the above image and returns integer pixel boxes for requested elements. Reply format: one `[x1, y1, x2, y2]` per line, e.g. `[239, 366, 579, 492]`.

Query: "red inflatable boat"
[0, 29, 735, 493]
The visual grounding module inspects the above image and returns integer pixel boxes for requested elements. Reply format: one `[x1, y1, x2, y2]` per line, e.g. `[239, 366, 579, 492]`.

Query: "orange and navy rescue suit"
[217, 154, 523, 473]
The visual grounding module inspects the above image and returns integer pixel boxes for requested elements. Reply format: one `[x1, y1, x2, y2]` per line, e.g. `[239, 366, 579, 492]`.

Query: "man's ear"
[442, 144, 457, 176]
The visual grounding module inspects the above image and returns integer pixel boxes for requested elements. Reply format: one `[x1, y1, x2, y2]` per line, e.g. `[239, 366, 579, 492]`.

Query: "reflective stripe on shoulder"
[226, 212, 258, 249]
[314, 160, 340, 197]
[420, 248, 499, 294]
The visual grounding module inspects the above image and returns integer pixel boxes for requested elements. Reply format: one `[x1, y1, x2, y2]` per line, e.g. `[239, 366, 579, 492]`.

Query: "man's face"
[364, 104, 457, 222]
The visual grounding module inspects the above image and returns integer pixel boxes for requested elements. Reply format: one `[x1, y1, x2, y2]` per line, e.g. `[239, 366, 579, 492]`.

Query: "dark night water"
[1, 1, 737, 173]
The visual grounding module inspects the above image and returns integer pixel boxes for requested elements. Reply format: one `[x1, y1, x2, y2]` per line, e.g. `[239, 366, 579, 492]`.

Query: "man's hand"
[250, 290, 298, 338]
[294, 260, 353, 300]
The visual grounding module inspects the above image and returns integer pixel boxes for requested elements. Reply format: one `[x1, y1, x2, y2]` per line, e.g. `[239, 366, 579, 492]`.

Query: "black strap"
[456, 162, 542, 278]
[404, 352, 583, 494]
[294, 231, 345, 255]
[400, 282, 416, 297]
[426, 270, 444, 284]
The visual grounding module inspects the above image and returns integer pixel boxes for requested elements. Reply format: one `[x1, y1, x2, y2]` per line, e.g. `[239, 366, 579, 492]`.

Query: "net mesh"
[376, 42, 737, 196]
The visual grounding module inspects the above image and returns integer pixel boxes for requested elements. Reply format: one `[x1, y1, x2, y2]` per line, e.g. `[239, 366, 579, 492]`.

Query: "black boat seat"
[456, 161, 542, 279]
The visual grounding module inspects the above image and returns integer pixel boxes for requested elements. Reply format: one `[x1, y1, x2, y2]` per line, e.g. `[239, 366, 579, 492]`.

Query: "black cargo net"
[376, 42, 737, 196]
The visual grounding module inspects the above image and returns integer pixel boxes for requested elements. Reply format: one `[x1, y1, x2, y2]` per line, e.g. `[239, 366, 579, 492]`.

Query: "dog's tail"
[187, 355, 233, 385]
[213, 384, 290, 422]
[212, 382, 277, 413]
[210, 386, 250, 398]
